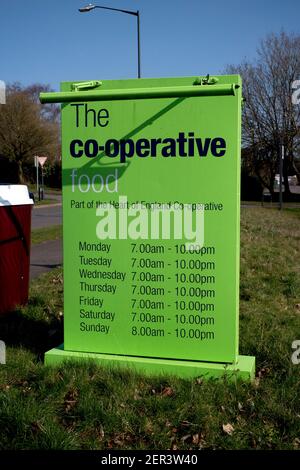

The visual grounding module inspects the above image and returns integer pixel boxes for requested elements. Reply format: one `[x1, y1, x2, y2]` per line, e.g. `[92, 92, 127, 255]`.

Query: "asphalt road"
[32, 203, 62, 229]
[30, 198, 63, 279]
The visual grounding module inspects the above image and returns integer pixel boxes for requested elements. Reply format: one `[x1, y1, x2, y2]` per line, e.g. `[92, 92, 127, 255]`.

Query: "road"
[32, 203, 62, 229]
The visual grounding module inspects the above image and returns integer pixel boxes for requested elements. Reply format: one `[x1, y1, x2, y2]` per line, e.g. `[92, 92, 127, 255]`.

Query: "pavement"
[29, 193, 300, 280]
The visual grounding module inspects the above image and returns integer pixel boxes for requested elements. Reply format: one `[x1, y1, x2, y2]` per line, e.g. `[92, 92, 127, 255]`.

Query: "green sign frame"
[42, 76, 255, 380]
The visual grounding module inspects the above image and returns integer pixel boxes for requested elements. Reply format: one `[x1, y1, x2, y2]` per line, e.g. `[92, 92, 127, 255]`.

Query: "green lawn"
[0, 207, 300, 450]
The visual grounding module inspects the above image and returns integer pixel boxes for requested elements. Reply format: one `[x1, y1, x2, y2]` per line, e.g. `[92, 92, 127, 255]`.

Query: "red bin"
[0, 185, 33, 315]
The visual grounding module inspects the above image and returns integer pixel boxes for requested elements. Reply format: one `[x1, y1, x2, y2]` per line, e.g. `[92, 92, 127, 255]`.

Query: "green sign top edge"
[39, 75, 242, 104]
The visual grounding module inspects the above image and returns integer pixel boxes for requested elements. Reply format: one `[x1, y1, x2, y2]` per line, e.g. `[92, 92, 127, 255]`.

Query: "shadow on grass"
[0, 307, 63, 360]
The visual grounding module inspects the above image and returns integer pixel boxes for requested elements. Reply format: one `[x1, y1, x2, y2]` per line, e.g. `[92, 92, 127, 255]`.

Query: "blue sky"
[0, 0, 299, 90]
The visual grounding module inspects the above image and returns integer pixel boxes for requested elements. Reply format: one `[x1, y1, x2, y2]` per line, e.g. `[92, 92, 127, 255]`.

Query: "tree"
[227, 32, 300, 195]
[0, 83, 59, 183]
[25, 83, 60, 123]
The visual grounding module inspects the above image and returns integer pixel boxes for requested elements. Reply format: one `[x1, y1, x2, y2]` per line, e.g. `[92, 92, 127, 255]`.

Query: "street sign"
[37, 156, 47, 167]
[41, 76, 255, 379]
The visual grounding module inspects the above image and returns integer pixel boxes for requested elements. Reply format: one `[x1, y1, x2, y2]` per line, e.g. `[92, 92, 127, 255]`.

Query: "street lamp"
[79, 3, 141, 78]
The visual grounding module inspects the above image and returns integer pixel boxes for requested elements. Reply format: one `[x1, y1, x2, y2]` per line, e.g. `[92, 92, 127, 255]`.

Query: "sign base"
[45, 345, 255, 381]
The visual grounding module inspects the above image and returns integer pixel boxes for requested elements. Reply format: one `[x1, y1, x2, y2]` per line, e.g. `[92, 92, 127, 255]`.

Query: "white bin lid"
[0, 185, 34, 207]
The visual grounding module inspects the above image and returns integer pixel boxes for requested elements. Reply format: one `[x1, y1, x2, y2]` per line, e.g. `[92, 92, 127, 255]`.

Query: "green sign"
[42, 76, 255, 379]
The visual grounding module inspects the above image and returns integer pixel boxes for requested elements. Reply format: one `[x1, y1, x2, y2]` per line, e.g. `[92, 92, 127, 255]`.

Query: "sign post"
[41, 76, 255, 380]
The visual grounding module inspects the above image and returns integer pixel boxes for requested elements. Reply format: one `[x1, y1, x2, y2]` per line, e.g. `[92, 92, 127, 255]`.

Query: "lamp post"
[79, 3, 141, 78]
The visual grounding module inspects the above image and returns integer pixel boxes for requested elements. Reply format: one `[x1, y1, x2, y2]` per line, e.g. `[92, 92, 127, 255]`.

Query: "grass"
[31, 225, 62, 245]
[1, 207, 300, 450]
